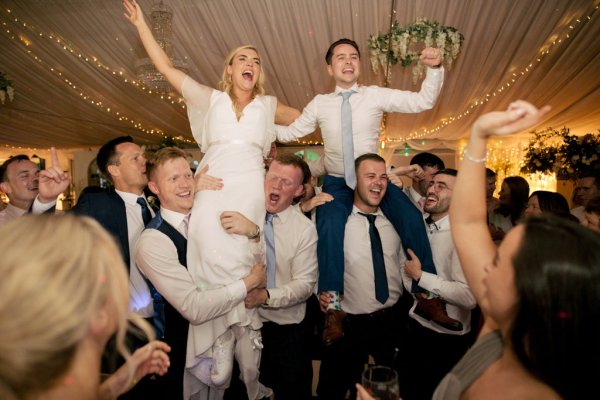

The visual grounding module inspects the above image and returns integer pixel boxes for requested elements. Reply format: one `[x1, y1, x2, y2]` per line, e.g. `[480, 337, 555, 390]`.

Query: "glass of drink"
[361, 365, 400, 400]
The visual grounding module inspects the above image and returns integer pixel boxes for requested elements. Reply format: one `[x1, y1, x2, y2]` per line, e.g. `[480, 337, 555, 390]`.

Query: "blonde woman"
[0, 214, 169, 400]
[124, 1, 298, 398]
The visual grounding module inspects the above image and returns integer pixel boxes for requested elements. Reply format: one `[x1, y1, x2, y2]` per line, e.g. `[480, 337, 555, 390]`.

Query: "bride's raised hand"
[472, 100, 551, 139]
[123, 0, 146, 28]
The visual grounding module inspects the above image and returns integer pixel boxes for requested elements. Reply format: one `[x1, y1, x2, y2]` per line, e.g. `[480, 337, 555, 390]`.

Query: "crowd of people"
[1, 1, 599, 399]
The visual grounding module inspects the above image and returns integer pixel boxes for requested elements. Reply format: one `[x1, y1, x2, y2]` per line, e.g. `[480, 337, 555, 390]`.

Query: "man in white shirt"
[400, 168, 476, 400]
[0, 149, 69, 226]
[317, 153, 409, 400]
[221, 154, 318, 400]
[134, 147, 266, 399]
[276, 38, 443, 345]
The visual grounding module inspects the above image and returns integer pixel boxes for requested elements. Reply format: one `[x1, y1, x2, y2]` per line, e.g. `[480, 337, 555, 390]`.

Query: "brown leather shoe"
[414, 296, 463, 331]
[322, 309, 345, 346]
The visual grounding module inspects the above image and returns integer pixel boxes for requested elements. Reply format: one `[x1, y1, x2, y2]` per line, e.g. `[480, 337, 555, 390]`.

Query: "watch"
[262, 289, 270, 306]
[248, 225, 260, 240]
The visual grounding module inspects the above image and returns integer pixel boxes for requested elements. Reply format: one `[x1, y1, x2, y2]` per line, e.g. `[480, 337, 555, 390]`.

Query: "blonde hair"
[219, 45, 266, 116]
[0, 214, 151, 399]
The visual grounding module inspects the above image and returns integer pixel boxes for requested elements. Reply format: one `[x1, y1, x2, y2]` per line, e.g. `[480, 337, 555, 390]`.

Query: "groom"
[276, 38, 445, 344]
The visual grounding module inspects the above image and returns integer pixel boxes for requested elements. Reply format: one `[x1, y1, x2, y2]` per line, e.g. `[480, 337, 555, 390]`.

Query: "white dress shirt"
[403, 215, 476, 335]
[404, 186, 425, 212]
[259, 204, 318, 325]
[116, 189, 154, 318]
[135, 207, 248, 325]
[0, 196, 56, 227]
[342, 206, 406, 315]
[275, 67, 444, 177]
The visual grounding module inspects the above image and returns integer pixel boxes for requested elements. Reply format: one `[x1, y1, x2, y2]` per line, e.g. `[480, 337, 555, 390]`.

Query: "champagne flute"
[362, 365, 400, 400]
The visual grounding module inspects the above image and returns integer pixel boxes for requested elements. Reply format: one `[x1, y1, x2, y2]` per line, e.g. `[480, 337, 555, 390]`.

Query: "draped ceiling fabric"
[0, 0, 599, 156]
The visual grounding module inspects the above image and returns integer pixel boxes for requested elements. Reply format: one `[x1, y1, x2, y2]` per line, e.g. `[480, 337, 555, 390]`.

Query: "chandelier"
[135, 0, 187, 94]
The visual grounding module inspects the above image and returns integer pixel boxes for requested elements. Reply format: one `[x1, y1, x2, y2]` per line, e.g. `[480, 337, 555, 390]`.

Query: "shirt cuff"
[417, 271, 440, 293]
[31, 196, 56, 214]
[227, 279, 248, 301]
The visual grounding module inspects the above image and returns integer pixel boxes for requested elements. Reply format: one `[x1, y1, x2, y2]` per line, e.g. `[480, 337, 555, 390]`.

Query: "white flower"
[0, 89, 5, 104]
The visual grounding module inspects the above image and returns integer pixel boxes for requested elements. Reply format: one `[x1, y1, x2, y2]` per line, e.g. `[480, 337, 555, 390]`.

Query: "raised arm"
[450, 101, 550, 326]
[123, 0, 187, 94]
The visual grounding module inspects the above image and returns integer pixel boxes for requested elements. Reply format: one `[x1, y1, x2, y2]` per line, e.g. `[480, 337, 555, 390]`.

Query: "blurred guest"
[571, 170, 600, 222]
[489, 176, 529, 241]
[0, 148, 69, 226]
[582, 194, 600, 233]
[0, 214, 169, 400]
[485, 168, 500, 217]
[523, 190, 570, 217]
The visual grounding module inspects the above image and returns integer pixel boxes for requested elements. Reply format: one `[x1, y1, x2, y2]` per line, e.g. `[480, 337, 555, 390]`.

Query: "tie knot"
[266, 212, 276, 223]
[340, 90, 354, 100]
[359, 212, 377, 224]
[137, 197, 147, 208]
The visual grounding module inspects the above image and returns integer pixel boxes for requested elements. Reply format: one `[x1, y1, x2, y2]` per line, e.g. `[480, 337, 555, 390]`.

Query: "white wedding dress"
[182, 76, 275, 398]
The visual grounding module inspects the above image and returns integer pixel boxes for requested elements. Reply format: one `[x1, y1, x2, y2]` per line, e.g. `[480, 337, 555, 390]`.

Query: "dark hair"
[497, 176, 529, 224]
[325, 38, 360, 65]
[146, 147, 189, 181]
[96, 136, 134, 181]
[510, 215, 600, 399]
[0, 155, 31, 183]
[410, 152, 445, 170]
[435, 168, 458, 177]
[529, 191, 570, 214]
[355, 153, 385, 172]
[584, 194, 600, 214]
[485, 168, 497, 178]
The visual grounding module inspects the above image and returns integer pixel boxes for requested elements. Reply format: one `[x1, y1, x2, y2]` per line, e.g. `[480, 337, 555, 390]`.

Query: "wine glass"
[362, 365, 400, 400]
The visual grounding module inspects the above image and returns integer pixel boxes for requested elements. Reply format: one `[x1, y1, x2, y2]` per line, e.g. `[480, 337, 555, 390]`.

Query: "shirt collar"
[115, 189, 146, 205]
[270, 203, 296, 224]
[334, 83, 360, 95]
[426, 214, 450, 231]
[351, 204, 384, 217]
[160, 207, 189, 228]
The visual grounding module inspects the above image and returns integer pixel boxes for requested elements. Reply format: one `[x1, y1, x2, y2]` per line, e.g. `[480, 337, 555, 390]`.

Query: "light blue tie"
[264, 212, 276, 288]
[340, 91, 356, 189]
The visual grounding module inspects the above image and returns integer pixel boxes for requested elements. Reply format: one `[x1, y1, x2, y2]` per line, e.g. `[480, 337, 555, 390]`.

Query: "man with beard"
[399, 168, 476, 400]
[0, 148, 70, 226]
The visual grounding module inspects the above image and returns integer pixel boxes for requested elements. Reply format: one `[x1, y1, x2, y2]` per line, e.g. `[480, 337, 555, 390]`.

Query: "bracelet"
[463, 147, 488, 163]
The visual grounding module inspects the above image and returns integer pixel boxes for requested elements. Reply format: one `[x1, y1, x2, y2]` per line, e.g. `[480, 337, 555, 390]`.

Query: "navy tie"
[264, 213, 277, 288]
[137, 197, 152, 226]
[359, 212, 389, 304]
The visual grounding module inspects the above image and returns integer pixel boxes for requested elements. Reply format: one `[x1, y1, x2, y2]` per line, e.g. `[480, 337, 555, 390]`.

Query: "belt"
[347, 306, 394, 320]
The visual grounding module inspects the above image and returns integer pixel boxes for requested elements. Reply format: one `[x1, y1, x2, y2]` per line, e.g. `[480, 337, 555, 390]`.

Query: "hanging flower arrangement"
[0, 72, 14, 104]
[367, 19, 464, 83]
[521, 127, 600, 179]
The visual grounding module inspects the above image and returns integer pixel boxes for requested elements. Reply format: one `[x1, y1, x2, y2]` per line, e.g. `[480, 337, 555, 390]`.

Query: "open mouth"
[242, 70, 254, 81]
[268, 192, 280, 204]
[426, 195, 438, 206]
[178, 190, 191, 198]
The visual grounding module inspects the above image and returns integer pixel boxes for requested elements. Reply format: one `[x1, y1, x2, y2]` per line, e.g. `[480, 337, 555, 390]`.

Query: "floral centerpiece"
[521, 127, 600, 179]
[367, 19, 464, 83]
[0, 72, 14, 104]
[557, 131, 600, 179]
